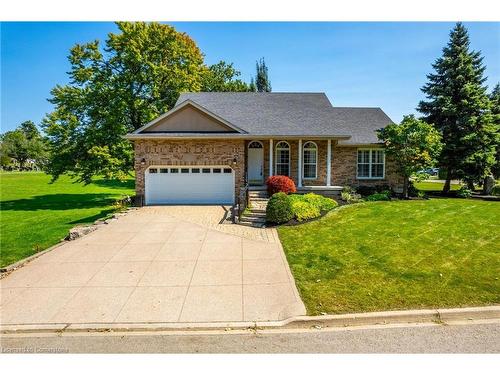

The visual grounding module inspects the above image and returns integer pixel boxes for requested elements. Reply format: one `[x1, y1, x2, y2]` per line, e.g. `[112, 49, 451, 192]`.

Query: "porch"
[244, 138, 344, 196]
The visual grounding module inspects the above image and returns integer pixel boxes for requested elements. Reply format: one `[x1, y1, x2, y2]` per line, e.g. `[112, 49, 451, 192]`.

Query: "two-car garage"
[144, 166, 235, 205]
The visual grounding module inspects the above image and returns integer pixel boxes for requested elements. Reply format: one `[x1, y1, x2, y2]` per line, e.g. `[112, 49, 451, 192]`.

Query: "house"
[125, 92, 403, 205]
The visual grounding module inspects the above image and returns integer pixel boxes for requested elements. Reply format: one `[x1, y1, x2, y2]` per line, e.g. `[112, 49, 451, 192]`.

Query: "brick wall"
[133, 139, 245, 204]
[133, 139, 403, 204]
[332, 145, 403, 187]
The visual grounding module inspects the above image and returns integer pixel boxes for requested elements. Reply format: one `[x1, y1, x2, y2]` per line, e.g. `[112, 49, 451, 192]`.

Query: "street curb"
[1, 306, 498, 335]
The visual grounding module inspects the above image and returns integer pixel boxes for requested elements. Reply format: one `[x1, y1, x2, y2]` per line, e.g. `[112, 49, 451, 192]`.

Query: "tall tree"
[378, 115, 442, 198]
[489, 83, 500, 179]
[201, 61, 251, 92]
[19, 120, 39, 140]
[0, 121, 47, 169]
[43, 22, 207, 183]
[249, 77, 257, 92]
[417, 23, 495, 192]
[255, 57, 271, 92]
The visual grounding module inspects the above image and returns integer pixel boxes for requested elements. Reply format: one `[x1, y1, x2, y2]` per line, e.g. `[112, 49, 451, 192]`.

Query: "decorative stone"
[65, 226, 97, 241]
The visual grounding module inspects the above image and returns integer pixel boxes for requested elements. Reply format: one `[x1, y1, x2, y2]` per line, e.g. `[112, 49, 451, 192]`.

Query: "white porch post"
[269, 139, 273, 176]
[326, 139, 332, 187]
[298, 139, 302, 187]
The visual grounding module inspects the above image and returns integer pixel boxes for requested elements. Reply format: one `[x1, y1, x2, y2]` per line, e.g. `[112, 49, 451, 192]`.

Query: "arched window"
[275, 141, 290, 176]
[248, 141, 263, 149]
[303, 141, 317, 179]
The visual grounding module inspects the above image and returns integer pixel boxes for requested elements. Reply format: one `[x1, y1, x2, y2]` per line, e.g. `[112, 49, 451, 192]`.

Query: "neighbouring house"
[125, 92, 403, 205]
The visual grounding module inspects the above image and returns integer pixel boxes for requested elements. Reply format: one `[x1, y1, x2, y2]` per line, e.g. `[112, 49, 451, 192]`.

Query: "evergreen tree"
[489, 83, 500, 178]
[417, 22, 495, 192]
[249, 77, 257, 92]
[255, 57, 271, 92]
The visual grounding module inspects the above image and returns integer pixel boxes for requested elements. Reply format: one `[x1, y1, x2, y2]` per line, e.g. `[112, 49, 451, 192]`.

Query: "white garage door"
[145, 166, 235, 205]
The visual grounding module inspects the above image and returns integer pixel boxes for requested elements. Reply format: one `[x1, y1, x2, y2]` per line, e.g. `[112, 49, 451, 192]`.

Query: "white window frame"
[275, 141, 290, 176]
[356, 148, 385, 179]
[302, 141, 318, 180]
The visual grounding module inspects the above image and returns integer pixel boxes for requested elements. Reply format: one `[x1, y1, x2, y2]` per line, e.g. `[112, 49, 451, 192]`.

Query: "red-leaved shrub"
[266, 175, 297, 196]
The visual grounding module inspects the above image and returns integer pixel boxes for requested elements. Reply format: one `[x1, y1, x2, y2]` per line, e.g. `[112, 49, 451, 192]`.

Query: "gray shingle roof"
[174, 92, 392, 144]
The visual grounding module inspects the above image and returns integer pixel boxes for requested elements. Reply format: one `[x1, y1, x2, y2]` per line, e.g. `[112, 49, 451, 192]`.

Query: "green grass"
[414, 181, 461, 192]
[278, 199, 500, 314]
[0, 172, 134, 267]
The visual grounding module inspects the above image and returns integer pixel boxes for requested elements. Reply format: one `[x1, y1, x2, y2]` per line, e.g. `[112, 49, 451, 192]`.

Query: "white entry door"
[248, 141, 264, 184]
[145, 166, 234, 205]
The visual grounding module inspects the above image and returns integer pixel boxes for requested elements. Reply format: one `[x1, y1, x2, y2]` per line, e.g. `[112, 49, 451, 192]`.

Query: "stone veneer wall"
[133, 139, 245, 204]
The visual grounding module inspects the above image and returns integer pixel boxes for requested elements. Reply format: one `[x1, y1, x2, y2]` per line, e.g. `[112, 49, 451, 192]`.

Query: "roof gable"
[134, 100, 245, 134]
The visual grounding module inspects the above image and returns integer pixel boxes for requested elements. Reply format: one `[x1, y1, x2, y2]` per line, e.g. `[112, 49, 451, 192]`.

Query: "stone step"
[249, 197, 269, 202]
[248, 208, 266, 214]
[238, 221, 266, 228]
[249, 194, 269, 199]
[239, 216, 267, 224]
[243, 211, 266, 218]
[248, 186, 267, 191]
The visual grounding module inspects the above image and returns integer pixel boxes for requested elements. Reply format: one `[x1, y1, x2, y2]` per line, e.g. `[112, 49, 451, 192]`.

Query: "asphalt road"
[1, 321, 499, 353]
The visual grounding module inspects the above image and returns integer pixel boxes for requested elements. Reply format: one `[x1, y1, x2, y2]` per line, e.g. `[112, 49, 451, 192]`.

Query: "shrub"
[302, 193, 338, 211]
[365, 190, 391, 201]
[266, 192, 293, 224]
[408, 181, 419, 197]
[457, 186, 472, 198]
[266, 175, 297, 196]
[356, 184, 391, 197]
[492, 185, 500, 196]
[341, 186, 363, 203]
[290, 201, 321, 222]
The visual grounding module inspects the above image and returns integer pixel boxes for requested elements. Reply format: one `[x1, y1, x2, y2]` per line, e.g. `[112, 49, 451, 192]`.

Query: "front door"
[248, 141, 264, 185]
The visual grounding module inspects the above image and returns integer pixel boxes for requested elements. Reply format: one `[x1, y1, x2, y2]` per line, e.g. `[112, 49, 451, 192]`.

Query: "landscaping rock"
[65, 225, 97, 241]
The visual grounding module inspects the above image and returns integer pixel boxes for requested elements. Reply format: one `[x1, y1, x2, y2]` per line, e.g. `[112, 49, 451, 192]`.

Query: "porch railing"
[232, 184, 249, 223]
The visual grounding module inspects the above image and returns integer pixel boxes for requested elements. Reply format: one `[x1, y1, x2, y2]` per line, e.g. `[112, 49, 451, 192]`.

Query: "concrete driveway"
[0, 207, 305, 326]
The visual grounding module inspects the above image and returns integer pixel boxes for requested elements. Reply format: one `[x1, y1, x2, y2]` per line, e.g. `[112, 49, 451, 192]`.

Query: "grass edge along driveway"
[278, 199, 500, 315]
[0, 172, 134, 267]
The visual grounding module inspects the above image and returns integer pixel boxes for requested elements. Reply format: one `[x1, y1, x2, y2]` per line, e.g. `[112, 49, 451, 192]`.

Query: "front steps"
[239, 189, 269, 228]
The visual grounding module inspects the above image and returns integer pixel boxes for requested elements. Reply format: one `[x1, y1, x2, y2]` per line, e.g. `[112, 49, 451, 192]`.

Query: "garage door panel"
[145, 167, 234, 205]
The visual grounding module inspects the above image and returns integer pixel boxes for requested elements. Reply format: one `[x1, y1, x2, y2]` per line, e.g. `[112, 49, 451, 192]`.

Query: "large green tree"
[43, 22, 208, 183]
[0, 121, 47, 169]
[255, 57, 271, 92]
[489, 83, 500, 179]
[378, 115, 442, 198]
[201, 61, 251, 92]
[417, 23, 496, 192]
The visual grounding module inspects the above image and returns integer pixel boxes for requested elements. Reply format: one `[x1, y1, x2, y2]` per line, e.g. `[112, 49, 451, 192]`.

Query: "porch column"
[298, 139, 302, 187]
[326, 139, 332, 186]
[269, 139, 273, 176]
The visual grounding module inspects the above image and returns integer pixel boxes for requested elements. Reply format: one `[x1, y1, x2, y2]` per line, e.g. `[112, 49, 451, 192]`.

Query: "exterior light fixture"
[140, 158, 146, 166]
[232, 156, 238, 165]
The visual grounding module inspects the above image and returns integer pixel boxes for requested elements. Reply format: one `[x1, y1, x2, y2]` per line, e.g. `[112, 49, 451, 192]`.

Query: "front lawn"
[414, 181, 461, 192]
[278, 199, 500, 314]
[0, 172, 134, 267]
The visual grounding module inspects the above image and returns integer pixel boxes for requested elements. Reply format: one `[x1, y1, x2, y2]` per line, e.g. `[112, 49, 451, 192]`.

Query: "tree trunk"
[442, 169, 452, 194]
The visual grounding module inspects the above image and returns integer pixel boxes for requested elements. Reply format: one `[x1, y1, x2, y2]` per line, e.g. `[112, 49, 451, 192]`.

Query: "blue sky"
[1, 22, 499, 132]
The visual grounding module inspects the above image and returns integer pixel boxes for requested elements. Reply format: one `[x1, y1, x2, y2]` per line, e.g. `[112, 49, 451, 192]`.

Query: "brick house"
[125, 92, 403, 205]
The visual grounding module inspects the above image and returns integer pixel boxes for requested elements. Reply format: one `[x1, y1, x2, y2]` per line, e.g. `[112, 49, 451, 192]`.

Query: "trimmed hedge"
[290, 200, 320, 222]
[266, 175, 297, 196]
[266, 192, 293, 224]
[268, 193, 338, 223]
